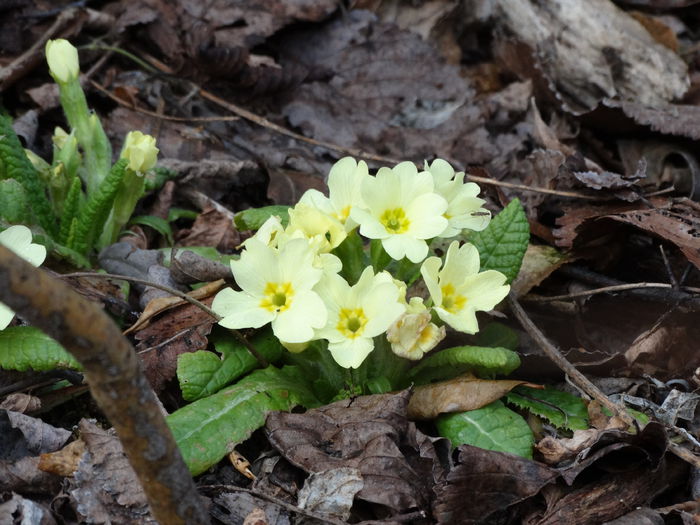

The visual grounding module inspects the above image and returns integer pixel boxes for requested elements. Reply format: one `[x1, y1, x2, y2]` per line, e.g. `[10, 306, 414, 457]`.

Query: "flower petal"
[434, 306, 479, 334]
[272, 290, 327, 343]
[212, 288, 275, 329]
[328, 337, 374, 369]
[420, 256, 443, 305]
[0, 302, 15, 330]
[461, 271, 510, 311]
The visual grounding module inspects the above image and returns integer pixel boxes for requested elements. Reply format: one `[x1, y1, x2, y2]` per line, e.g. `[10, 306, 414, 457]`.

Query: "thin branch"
[201, 484, 347, 525]
[507, 293, 634, 425]
[0, 246, 210, 525]
[59, 271, 268, 367]
[523, 282, 700, 303]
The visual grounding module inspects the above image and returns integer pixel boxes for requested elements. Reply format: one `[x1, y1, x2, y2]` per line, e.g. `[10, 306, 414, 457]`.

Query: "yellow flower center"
[441, 283, 466, 313]
[380, 208, 410, 233]
[260, 282, 294, 312]
[335, 205, 351, 223]
[336, 307, 368, 339]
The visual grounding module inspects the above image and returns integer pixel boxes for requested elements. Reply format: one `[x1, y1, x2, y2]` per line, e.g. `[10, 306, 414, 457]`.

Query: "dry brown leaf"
[0, 393, 41, 413]
[511, 244, 570, 297]
[125, 279, 224, 334]
[68, 420, 152, 524]
[407, 375, 542, 420]
[134, 298, 216, 392]
[38, 439, 86, 477]
[266, 390, 444, 514]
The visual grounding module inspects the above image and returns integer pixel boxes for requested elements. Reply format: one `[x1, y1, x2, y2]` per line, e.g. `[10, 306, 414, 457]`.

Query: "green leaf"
[0, 179, 30, 223]
[436, 400, 534, 458]
[0, 113, 57, 236]
[70, 158, 129, 254]
[234, 205, 290, 231]
[0, 326, 81, 371]
[167, 207, 199, 222]
[168, 365, 319, 475]
[469, 198, 529, 283]
[506, 387, 588, 431]
[129, 215, 174, 245]
[177, 329, 284, 401]
[58, 176, 82, 245]
[475, 322, 519, 350]
[407, 346, 520, 385]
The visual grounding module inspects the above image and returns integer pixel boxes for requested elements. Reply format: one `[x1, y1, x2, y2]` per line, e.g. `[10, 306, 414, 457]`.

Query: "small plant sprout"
[350, 161, 448, 263]
[0, 226, 47, 329]
[421, 241, 510, 334]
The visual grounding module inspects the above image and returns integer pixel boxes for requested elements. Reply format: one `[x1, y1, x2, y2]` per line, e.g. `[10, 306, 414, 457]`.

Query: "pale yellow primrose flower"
[299, 157, 369, 231]
[350, 161, 448, 263]
[0, 226, 47, 330]
[421, 241, 509, 334]
[387, 297, 445, 360]
[120, 131, 159, 173]
[287, 203, 347, 253]
[249, 212, 344, 276]
[212, 238, 327, 343]
[424, 159, 491, 238]
[315, 267, 405, 369]
[45, 39, 79, 84]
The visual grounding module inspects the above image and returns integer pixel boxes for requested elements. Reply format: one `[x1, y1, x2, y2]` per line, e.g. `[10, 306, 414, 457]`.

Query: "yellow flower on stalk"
[420, 241, 509, 334]
[424, 159, 491, 238]
[299, 157, 369, 231]
[0, 226, 47, 330]
[387, 297, 445, 360]
[212, 238, 327, 343]
[120, 131, 159, 173]
[45, 39, 79, 84]
[350, 161, 448, 263]
[315, 267, 405, 368]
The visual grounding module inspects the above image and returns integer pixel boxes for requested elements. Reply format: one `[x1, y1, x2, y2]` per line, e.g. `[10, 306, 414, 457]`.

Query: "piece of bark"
[0, 246, 209, 525]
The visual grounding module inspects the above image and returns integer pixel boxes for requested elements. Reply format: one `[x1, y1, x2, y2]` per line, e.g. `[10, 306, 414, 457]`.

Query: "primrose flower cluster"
[212, 158, 510, 369]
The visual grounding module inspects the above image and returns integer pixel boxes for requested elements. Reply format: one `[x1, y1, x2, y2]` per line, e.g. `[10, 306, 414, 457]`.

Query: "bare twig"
[201, 485, 347, 525]
[508, 293, 634, 425]
[58, 271, 268, 367]
[0, 246, 210, 525]
[523, 282, 700, 303]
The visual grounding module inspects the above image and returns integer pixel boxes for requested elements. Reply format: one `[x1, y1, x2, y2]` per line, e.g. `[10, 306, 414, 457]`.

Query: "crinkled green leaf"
[0, 113, 57, 236]
[70, 158, 129, 254]
[168, 365, 319, 475]
[506, 387, 588, 431]
[0, 179, 30, 223]
[177, 329, 283, 401]
[407, 346, 520, 385]
[474, 322, 519, 350]
[234, 205, 290, 231]
[0, 326, 81, 371]
[167, 207, 198, 222]
[129, 215, 174, 245]
[470, 198, 529, 283]
[436, 400, 534, 458]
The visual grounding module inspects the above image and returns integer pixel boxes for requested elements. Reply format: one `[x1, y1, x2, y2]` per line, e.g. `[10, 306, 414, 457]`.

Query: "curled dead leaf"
[407, 374, 543, 420]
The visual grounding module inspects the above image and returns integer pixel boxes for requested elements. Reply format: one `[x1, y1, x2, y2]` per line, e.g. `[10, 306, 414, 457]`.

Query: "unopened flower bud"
[120, 131, 159, 173]
[45, 39, 79, 84]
